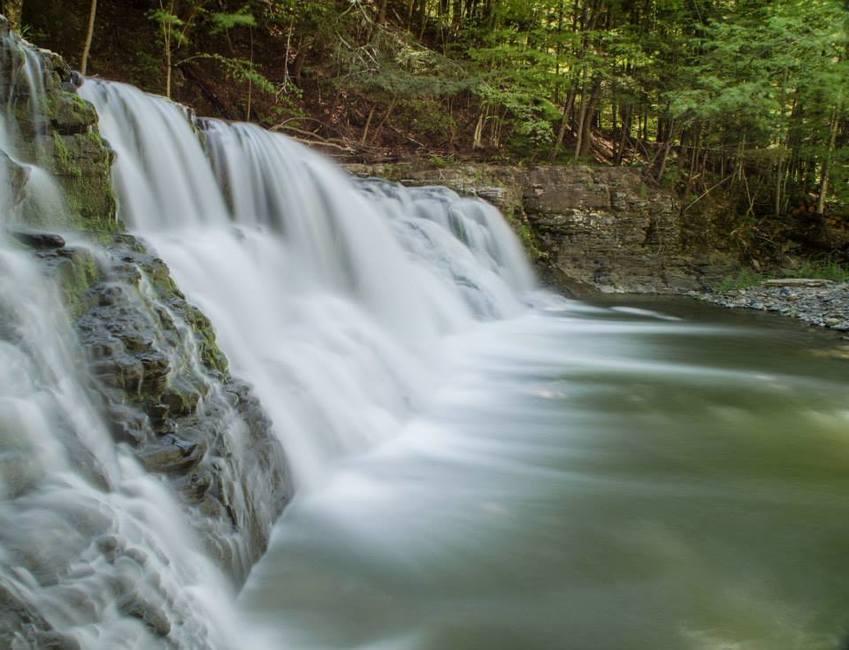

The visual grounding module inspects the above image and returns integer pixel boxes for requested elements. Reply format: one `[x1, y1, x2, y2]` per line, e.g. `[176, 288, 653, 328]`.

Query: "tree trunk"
[575, 77, 601, 161]
[682, 123, 702, 203]
[655, 119, 675, 182]
[159, 0, 175, 98]
[452, 0, 462, 29]
[164, 35, 172, 98]
[361, 105, 376, 146]
[817, 108, 840, 215]
[371, 96, 398, 144]
[615, 105, 631, 165]
[473, 107, 487, 149]
[80, 0, 97, 75]
[573, 84, 589, 162]
[550, 79, 578, 160]
[245, 26, 254, 121]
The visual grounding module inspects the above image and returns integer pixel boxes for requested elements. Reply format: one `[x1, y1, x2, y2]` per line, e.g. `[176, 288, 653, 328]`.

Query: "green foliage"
[717, 270, 766, 292]
[719, 260, 849, 292]
[427, 153, 455, 168]
[789, 260, 849, 283]
[148, 8, 188, 46]
[191, 53, 286, 98]
[210, 8, 256, 33]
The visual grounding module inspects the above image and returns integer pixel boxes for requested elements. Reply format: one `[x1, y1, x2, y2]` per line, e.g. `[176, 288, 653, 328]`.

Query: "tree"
[80, 0, 97, 76]
[1, 0, 22, 30]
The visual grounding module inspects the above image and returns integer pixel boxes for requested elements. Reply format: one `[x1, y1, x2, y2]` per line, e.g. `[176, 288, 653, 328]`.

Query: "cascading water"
[0, 36, 272, 649]
[78, 77, 849, 650]
[4, 32, 848, 650]
[81, 79, 537, 488]
[0, 30, 66, 226]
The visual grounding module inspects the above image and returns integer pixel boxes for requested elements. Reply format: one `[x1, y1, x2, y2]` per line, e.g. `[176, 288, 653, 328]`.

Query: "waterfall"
[0, 36, 273, 649]
[0, 30, 66, 226]
[0, 31, 540, 646]
[7, 25, 848, 650]
[80, 79, 536, 487]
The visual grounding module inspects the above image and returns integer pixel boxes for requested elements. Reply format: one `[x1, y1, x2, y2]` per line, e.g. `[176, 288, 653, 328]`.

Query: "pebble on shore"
[701, 280, 849, 332]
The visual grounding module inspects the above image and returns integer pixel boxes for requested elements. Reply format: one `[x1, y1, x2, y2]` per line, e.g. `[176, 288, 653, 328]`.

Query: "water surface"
[240, 297, 849, 650]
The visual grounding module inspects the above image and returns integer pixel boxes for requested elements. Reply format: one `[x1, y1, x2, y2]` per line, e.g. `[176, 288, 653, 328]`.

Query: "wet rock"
[88, 335, 124, 360]
[137, 351, 171, 394]
[106, 404, 149, 446]
[93, 284, 126, 307]
[0, 20, 116, 231]
[66, 235, 290, 586]
[34, 631, 82, 650]
[0, 150, 30, 209]
[49, 92, 98, 135]
[180, 468, 213, 503]
[140, 435, 205, 474]
[762, 278, 835, 288]
[92, 357, 144, 391]
[117, 593, 171, 637]
[96, 534, 121, 562]
[0, 581, 81, 650]
[161, 381, 203, 418]
[12, 230, 66, 249]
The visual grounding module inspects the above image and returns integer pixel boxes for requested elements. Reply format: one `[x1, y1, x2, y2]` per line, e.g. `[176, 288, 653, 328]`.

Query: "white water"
[0, 39, 265, 649]
[0, 31, 66, 226]
[1, 49, 843, 650]
[81, 79, 536, 490]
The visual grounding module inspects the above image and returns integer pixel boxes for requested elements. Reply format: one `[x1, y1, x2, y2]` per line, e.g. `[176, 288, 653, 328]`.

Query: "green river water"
[240, 297, 849, 650]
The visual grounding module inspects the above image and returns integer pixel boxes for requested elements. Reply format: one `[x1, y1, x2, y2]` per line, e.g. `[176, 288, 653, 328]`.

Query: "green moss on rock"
[55, 248, 100, 319]
[0, 21, 118, 232]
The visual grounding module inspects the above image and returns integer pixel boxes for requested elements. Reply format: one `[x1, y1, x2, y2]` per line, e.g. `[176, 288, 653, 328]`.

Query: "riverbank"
[699, 280, 849, 334]
[345, 161, 849, 336]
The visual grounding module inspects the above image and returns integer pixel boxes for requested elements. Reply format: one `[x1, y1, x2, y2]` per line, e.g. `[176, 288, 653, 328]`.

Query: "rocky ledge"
[3, 232, 291, 646]
[701, 279, 849, 332]
[347, 162, 738, 296]
[54, 233, 290, 585]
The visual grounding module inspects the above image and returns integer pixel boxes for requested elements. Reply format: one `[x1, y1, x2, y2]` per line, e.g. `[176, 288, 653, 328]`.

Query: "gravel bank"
[701, 279, 849, 332]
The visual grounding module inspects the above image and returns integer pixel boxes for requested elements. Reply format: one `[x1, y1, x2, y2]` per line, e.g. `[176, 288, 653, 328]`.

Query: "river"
[240, 297, 849, 650]
[1, 40, 846, 648]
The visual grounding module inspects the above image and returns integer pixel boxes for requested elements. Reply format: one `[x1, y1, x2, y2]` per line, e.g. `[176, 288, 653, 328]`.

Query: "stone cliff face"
[348, 162, 738, 295]
[64, 236, 289, 585]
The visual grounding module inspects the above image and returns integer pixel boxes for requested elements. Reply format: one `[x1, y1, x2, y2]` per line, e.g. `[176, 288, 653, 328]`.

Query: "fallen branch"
[682, 174, 734, 214]
[290, 136, 355, 153]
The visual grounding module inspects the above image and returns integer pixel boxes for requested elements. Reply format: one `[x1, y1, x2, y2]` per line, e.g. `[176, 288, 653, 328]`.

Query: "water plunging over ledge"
[81, 78, 849, 649]
[0, 52, 846, 649]
[80, 78, 535, 488]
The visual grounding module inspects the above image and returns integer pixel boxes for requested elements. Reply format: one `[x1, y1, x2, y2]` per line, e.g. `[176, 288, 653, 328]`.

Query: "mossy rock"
[0, 21, 118, 232]
[48, 92, 98, 136]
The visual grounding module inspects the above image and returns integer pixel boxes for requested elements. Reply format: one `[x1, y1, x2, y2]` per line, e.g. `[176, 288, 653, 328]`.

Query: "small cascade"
[81, 79, 537, 487]
[80, 80, 230, 230]
[0, 29, 66, 226]
[355, 180, 534, 318]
